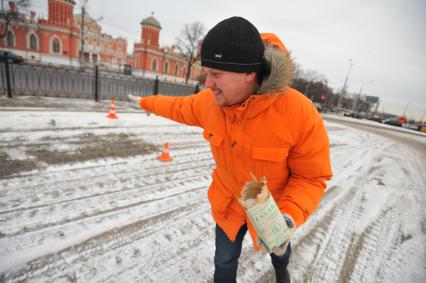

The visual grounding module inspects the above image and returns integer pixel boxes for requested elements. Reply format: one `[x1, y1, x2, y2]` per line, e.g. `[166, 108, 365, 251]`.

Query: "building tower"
[48, 0, 75, 26]
[140, 13, 161, 50]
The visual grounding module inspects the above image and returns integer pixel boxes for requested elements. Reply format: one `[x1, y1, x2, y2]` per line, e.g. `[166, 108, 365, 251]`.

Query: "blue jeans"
[214, 224, 291, 283]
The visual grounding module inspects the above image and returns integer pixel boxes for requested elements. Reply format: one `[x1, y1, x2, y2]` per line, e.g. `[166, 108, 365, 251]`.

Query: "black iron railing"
[0, 62, 197, 101]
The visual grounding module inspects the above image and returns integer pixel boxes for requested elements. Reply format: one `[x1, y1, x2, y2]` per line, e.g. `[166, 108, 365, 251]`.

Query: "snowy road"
[1, 108, 425, 282]
[322, 114, 426, 154]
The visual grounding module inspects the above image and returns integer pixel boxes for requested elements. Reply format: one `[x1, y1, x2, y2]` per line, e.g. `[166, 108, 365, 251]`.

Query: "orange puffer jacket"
[139, 34, 332, 250]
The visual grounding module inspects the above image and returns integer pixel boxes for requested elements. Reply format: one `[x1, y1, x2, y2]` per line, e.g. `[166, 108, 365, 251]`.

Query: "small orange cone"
[157, 143, 173, 162]
[107, 100, 118, 119]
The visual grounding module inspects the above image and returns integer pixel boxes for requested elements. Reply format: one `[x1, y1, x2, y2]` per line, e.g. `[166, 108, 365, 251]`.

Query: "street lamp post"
[79, 0, 102, 68]
[337, 58, 354, 109]
[79, 0, 87, 67]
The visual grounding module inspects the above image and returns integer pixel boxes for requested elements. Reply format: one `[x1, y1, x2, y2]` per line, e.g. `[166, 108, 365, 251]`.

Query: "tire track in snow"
[0, 145, 211, 192]
[287, 130, 393, 282]
[0, 176, 211, 274]
[1, 121, 217, 278]
[0, 154, 213, 215]
[1, 171, 212, 236]
[4, 199, 211, 282]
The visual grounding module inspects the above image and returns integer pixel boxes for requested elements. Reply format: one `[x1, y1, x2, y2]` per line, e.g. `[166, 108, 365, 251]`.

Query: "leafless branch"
[0, 0, 30, 39]
[175, 21, 205, 83]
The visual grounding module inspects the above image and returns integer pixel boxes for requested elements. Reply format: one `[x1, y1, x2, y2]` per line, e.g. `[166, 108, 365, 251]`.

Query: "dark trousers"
[214, 224, 291, 283]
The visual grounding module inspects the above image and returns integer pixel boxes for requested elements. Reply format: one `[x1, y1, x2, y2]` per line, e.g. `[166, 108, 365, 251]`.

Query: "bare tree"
[175, 21, 205, 84]
[0, 0, 30, 39]
[292, 61, 303, 80]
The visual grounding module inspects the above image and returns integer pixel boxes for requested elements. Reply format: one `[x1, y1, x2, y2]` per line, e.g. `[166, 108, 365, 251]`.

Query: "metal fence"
[0, 62, 196, 101]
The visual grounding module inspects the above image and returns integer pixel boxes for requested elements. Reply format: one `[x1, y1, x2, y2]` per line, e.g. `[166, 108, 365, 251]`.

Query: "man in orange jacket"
[129, 16, 332, 283]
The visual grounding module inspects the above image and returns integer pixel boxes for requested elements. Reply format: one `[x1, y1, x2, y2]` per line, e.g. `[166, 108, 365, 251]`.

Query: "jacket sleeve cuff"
[280, 201, 307, 228]
[282, 214, 296, 229]
[139, 96, 153, 111]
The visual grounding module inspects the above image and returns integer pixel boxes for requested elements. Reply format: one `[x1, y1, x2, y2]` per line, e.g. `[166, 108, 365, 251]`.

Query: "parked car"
[383, 119, 402, 127]
[402, 123, 419, 131]
[313, 102, 324, 113]
[344, 111, 364, 119]
[0, 50, 24, 63]
[364, 114, 382, 123]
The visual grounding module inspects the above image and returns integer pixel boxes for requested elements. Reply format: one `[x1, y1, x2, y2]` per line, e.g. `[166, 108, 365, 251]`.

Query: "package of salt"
[238, 174, 291, 251]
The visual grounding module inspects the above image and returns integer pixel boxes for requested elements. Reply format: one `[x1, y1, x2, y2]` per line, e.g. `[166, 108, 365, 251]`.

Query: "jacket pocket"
[252, 146, 289, 181]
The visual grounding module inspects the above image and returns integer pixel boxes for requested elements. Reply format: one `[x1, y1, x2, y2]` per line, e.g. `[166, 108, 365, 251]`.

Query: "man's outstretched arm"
[128, 91, 210, 127]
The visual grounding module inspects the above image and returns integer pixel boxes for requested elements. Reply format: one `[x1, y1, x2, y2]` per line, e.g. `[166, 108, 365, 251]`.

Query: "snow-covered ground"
[0, 98, 425, 282]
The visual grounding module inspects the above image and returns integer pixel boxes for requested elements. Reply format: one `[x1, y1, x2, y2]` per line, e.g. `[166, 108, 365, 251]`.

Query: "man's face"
[203, 67, 257, 106]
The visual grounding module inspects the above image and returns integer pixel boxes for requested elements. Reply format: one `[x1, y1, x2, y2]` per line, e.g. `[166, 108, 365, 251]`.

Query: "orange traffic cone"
[107, 100, 119, 119]
[157, 143, 173, 162]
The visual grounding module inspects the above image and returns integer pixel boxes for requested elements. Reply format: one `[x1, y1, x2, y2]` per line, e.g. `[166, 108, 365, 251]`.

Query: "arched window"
[29, 34, 38, 50]
[52, 38, 60, 54]
[151, 58, 157, 71]
[163, 61, 169, 73]
[175, 65, 179, 75]
[6, 31, 15, 47]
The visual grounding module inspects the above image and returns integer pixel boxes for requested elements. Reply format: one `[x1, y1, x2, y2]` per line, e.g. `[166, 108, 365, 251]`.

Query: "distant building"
[0, 0, 126, 68]
[132, 14, 202, 83]
[74, 14, 127, 69]
[0, 0, 80, 66]
[1, 3, 201, 83]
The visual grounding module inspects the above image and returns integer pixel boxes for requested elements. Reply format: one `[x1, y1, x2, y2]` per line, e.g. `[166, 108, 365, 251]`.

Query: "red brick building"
[132, 15, 202, 83]
[1, 2, 201, 83]
[0, 0, 127, 68]
[1, 0, 80, 66]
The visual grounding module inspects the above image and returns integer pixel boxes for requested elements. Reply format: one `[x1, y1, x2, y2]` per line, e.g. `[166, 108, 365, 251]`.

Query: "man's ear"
[245, 72, 257, 83]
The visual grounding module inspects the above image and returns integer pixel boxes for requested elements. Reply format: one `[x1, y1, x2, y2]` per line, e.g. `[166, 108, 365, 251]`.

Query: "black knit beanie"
[201, 17, 265, 73]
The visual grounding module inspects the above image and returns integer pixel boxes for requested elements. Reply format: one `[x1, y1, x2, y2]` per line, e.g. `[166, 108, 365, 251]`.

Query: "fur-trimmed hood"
[256, 33, 294, 94]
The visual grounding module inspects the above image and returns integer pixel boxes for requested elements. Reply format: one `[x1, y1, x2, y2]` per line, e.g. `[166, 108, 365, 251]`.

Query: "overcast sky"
[33, 0, 426, 120]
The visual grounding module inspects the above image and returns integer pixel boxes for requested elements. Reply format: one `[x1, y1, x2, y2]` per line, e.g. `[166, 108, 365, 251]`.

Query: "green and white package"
[246, 194, 290, 251]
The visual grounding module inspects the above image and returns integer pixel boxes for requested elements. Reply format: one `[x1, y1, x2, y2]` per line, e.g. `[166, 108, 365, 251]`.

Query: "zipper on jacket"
[230, 97, 255, 148]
